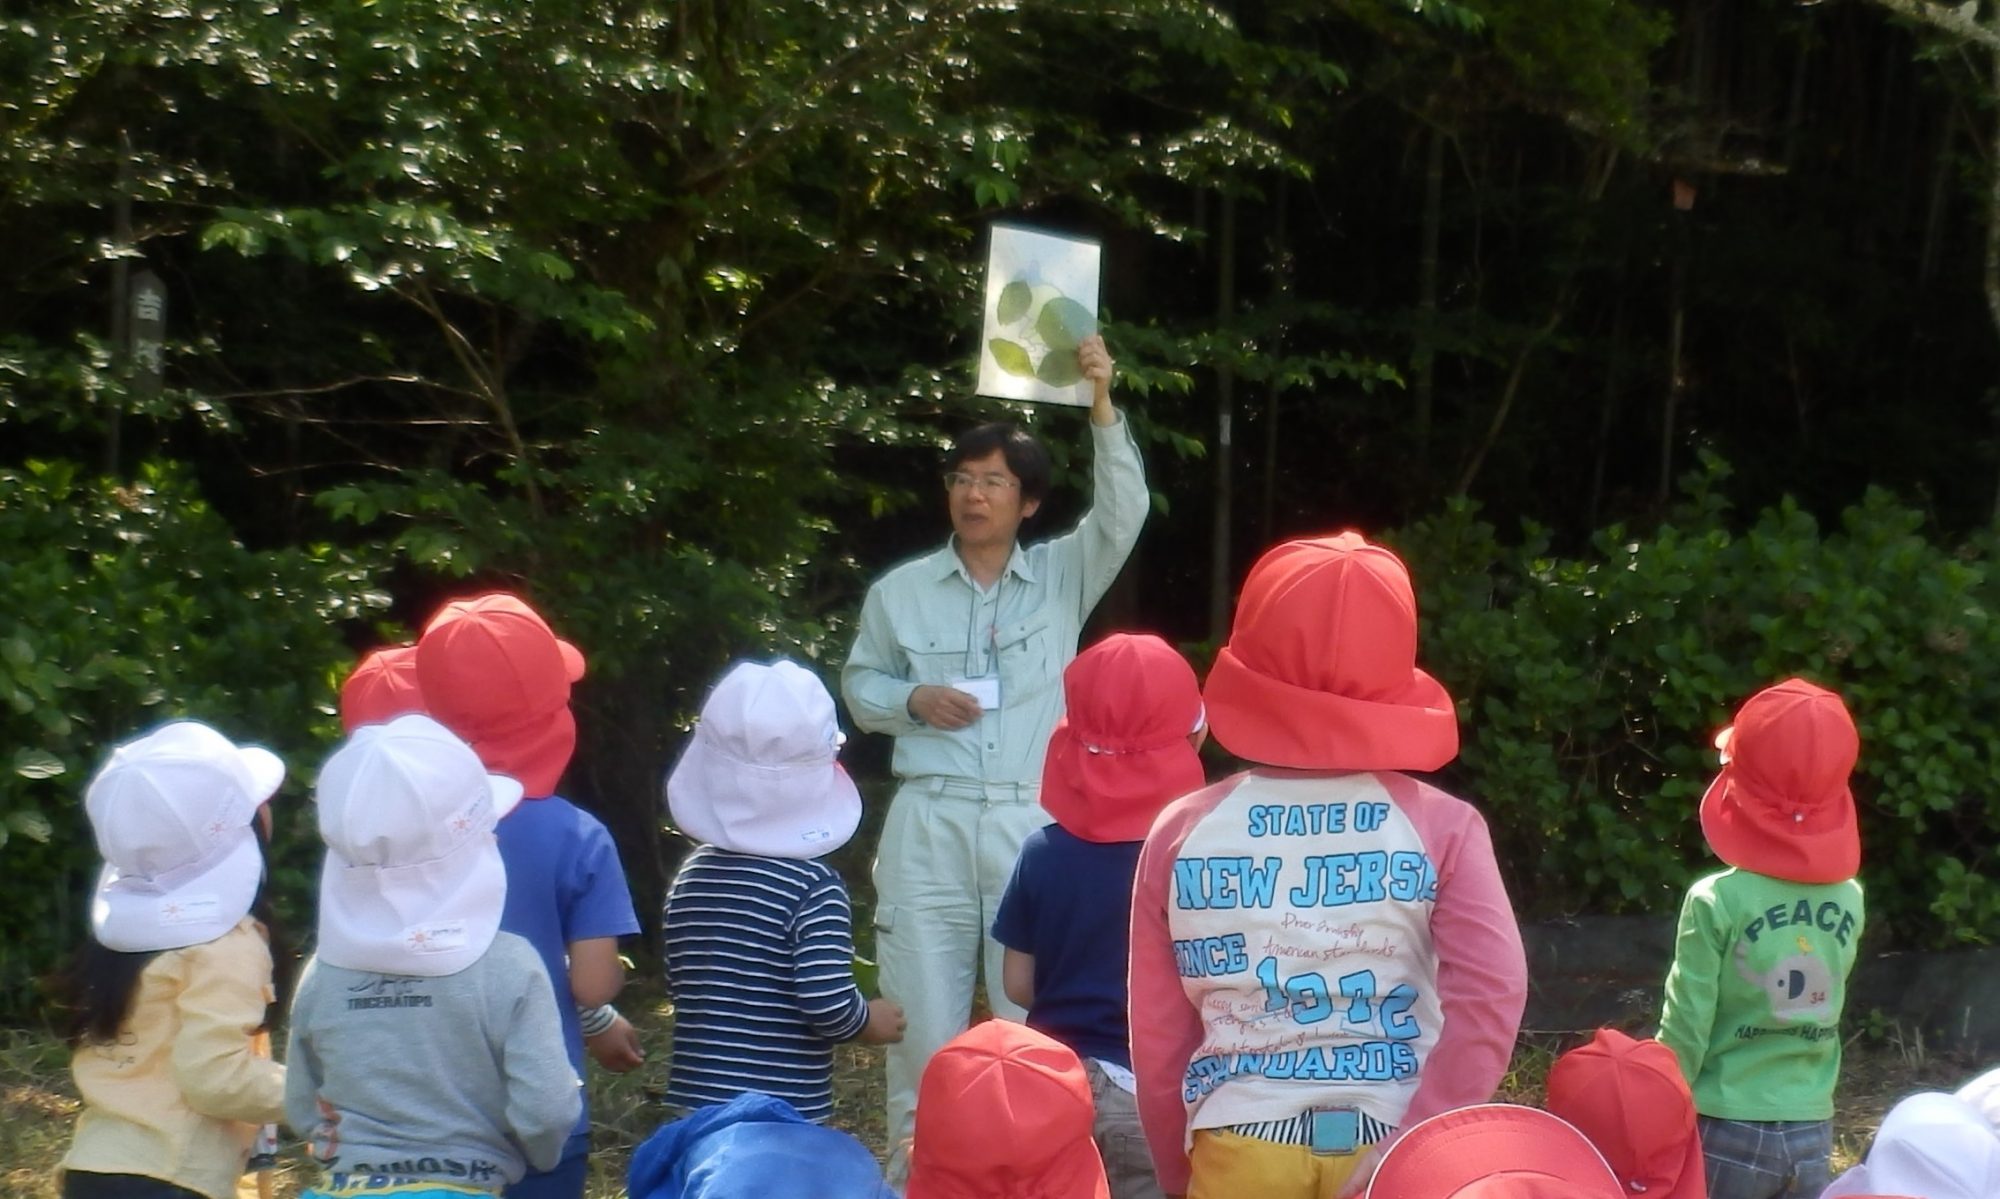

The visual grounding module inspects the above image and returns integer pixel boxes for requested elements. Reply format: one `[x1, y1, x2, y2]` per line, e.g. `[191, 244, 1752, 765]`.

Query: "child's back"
[1129, 534, 1528, 1199]
[287, 715, 581, 1195]
[287, 932, 577, 1188]
[62, 721, 289, 1199]
[992, 633, 1207, 1199]
[1657, 677, 1865, 1199]
[662, 844, 869, 1120]
[660, 660, 903, 1122]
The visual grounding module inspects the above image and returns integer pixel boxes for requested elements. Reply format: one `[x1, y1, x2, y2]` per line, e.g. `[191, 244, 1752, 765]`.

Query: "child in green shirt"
[1657, 678, 1865, 1199]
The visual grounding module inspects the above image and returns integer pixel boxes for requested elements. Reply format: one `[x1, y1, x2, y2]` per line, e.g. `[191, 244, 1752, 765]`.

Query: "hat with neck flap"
[1040, 633, 1206, 843]
[1700, 677, 1859, 884]
[1203, 531, 1458, 772]
[416, 592, 585, 798]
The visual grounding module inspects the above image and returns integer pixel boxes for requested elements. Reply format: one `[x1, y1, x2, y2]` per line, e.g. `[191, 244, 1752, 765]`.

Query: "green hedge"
[0, 460, 386, 1015]
[1393, 457, 2000, 949]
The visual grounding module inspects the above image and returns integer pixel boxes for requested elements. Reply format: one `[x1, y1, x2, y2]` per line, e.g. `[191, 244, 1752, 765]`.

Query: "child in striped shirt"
[661, 660, 906, 1122]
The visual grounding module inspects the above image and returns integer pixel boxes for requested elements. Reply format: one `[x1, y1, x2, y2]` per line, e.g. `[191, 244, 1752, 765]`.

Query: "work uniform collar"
[932, 537, 1036, 587]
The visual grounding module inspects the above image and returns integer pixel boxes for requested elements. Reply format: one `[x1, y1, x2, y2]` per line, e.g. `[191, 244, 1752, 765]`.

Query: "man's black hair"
[944, 422, 1052, 504]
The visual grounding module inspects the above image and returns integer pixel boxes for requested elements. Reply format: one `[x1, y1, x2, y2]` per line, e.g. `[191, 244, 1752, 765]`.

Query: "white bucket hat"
[86, 720, 285, 953]
[315, 714, 524, 977]
[1821, 1090, 2000, 1199]
[665, 660, 862, 859]
[1955, 1066, 2000, 1134]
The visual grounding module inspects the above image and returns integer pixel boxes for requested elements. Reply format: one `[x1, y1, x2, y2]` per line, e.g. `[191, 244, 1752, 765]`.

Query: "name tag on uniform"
[949, 675, 1002, 711]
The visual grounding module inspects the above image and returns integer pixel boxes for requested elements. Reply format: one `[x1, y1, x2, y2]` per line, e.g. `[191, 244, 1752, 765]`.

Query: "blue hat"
[628, 1093, 894, 1199]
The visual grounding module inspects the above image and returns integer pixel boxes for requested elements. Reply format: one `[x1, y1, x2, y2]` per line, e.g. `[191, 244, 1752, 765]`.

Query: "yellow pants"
[1187, 1128, 1369, 1199]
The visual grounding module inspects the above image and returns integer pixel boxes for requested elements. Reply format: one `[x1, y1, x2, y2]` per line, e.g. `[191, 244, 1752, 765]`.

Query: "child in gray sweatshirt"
[285, 714, 582, 1195]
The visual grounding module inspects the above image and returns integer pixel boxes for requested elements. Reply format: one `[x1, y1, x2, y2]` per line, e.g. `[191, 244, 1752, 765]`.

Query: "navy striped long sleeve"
[660, 846, 870, 1121]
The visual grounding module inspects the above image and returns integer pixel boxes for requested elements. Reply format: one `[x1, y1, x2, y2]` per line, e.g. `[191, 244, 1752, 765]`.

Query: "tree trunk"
[1413, 125, 1445, 480]
[1208, 191, 1237, 643]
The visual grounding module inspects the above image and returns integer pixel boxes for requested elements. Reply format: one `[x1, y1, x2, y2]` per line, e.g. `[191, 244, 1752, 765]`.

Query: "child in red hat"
[1546, 1028, 1706, 1199]
[1128, 532, 1528, 1199]
[1656, 678, 1865, 1199]
[906, 1020, 1112, 1199]
[990, 633, 1208, 1199]
[414, 593, 643, 1199]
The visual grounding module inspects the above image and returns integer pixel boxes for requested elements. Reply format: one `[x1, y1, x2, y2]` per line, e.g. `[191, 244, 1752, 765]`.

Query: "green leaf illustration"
[996, 279, 1032, 324]
[988, 337, 1035, 377]
[1035, 295, 1095, 352]
[1036, 350, 1084, 387]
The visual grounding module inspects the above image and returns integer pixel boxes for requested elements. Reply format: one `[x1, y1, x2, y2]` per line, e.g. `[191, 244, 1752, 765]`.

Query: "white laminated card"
[975, 223, 1102, 407]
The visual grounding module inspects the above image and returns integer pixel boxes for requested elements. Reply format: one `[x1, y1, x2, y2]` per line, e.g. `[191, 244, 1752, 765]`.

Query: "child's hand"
[859, 997, 907, 1044]
[585, 1014, 646, 1072]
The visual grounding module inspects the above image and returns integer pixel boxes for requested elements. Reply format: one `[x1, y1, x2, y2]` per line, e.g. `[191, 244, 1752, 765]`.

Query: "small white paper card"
[976, 223, 1102, 407]
[949, 675, 1002, 711]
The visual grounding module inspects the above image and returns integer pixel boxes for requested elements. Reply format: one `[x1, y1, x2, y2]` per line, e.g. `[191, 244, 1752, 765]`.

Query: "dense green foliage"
[0, 461, 381, 1010]
[5, 0, 2000, 1017]
[1400, 457, 2000, 948]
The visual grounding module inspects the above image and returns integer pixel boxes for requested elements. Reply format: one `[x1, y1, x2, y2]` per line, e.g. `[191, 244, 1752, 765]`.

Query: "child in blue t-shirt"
[414, 593, 644, 1199]
[991, 633, 1207, 1199]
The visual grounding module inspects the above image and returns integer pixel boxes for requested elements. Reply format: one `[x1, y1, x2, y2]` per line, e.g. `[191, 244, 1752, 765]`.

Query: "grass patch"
[1, 1011, 1970, 1198]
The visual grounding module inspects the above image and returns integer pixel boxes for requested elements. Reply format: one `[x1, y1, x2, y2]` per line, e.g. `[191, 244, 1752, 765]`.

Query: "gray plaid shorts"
[1697, 1115, 1833, 1199]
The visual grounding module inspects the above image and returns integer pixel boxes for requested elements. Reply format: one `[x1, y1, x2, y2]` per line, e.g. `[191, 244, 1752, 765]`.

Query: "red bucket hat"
[1367, 1105, 1624, 1199]
[1546, 1029, 1706, 1199]
[1699, 678, 1859, 884]
[415, 592, 586, 798]
[906, 1020, 1109, 1199]
[339, 644, 427, 732]
[1040, 633, 1206, 843]
[1204, 532, 1457, 772]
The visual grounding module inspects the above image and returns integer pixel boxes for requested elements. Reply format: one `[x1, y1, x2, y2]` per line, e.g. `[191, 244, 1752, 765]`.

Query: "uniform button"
[986, 742, 996, 751]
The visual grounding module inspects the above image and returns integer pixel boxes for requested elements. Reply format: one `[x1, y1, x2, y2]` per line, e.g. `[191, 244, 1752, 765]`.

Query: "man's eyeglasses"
[943, 471, 1021, 495]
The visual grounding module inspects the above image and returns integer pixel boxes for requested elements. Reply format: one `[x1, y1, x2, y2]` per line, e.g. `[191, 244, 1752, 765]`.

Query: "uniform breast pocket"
[995, 609, 1060, 697]
[894, 628, 965, 686]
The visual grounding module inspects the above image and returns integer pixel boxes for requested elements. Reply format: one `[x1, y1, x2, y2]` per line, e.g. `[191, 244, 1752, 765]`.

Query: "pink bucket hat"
[1204, 532, 1458, 771]
[666, 660, 862, 859]
[1040, 633, 1206, 843]
[1700, 678, 1859, 884]
[416, 592, 585, 797]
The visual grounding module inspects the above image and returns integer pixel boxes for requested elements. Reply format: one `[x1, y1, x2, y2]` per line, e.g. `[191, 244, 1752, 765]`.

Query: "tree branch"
[1865, 0, 2000, 52]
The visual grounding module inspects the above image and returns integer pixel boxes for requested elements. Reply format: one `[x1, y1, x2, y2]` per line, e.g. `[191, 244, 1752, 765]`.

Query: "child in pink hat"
[1128, 532, 1527, 1199]
[414, 592, 642, 1199]
[1656, 678, 1864, 1199]
[990, 632, 1206, 1199]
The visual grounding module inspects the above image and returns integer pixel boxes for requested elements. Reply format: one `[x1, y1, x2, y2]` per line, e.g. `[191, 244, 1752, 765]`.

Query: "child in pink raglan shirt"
[1128, 532, 1528, 1199]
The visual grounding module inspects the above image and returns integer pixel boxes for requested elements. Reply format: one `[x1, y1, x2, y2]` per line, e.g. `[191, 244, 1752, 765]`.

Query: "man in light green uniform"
[842, 334, 1146, 1175]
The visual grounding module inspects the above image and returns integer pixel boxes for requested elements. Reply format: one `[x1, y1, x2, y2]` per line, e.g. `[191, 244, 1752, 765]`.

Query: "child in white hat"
[59, 720, 289, 1199]
[661, 659, 906, 1122]
[284, 714, 581, 1196]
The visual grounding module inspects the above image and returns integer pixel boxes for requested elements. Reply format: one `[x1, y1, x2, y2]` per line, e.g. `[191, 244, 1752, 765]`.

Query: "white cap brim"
[92, 829, 263, 953]
[488, 773, 525, 820]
